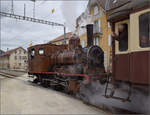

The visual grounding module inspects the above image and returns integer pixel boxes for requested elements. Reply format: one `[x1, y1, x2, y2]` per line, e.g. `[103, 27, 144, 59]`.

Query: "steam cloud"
[61, 1, 79, 31]
[79, 80, 150, 113]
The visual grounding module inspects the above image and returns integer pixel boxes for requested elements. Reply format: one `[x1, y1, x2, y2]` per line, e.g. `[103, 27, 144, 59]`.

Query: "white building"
[0, 47, 28, 70]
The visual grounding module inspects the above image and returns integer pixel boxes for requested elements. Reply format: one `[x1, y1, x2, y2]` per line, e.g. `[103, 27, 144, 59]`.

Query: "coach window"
[116, 23, 128, 51]
[39, 49, 44, 55]
[139, 12, 150, 48]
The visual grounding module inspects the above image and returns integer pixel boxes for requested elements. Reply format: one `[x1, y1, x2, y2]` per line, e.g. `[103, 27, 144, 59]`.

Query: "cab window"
[39, 49, 44, 55]
[139, 12, 150, 48]
[31, 49, 35, 59]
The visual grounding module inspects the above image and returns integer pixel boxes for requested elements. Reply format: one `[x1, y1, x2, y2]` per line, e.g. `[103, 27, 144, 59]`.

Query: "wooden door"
[114, 21, 130, 81]
[115, 53, 130, 81]
[130, 51, 150, 84]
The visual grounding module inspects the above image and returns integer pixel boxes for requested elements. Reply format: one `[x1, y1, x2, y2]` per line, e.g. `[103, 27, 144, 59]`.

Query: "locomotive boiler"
[49, 25, 105, 75]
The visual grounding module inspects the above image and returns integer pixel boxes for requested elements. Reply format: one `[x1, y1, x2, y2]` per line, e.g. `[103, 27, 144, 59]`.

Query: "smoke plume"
[61, 1, 79, 31]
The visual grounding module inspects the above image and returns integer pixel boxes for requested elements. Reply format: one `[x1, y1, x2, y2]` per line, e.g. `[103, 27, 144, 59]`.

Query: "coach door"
[114, 20, 130, 81]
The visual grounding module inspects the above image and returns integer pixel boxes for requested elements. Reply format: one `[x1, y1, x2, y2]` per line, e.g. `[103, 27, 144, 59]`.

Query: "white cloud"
[1, 0, 88, 51]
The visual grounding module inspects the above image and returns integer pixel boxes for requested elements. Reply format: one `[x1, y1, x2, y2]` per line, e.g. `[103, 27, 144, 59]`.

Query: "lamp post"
[64, 23, 66, 44]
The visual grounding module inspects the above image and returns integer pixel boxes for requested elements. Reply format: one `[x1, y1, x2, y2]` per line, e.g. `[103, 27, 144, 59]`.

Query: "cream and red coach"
[104, 0, 150, 113]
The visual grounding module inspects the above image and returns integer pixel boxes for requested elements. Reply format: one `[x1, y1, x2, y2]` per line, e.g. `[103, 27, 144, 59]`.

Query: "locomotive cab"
[28, 44, 68, 74]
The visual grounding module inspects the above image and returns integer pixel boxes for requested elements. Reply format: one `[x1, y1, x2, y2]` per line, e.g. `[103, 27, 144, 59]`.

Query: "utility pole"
[11, 0, 14, 14]
[64, 25, 66, 44]
[30, 0, 36, 18]
[33, 1, 35, 18]
[24, 4, 26, 17]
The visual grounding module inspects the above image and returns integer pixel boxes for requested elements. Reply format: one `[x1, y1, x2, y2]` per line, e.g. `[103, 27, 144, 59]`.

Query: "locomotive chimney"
[86, 24, 93, 47]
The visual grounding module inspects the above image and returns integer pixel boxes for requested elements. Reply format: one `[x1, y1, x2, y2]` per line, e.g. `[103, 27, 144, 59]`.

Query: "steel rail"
[0, 71, 17, 78]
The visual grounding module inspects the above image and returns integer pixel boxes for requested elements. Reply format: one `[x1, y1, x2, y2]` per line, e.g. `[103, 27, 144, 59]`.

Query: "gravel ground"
[0, 74, 110, 114]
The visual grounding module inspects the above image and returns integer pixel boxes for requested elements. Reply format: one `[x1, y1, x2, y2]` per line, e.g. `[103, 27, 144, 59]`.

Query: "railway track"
[0, 71, 17, 78]
[0, 72, 137, 114]
[30, 79, 136, 114]
[0, 70, 27, 78]
[0, 72, 136, 114]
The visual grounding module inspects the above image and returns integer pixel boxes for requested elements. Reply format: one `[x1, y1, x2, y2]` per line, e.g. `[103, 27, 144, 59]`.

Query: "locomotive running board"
[33, 72, 90, 84]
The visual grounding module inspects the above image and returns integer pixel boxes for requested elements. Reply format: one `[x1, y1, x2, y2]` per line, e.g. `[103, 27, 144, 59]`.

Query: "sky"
[0, 0, 88, 51]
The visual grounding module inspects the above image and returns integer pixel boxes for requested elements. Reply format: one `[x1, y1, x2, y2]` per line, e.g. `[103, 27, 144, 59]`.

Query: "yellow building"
[48, 32, 72, 45]
[76, 0, 112, 71]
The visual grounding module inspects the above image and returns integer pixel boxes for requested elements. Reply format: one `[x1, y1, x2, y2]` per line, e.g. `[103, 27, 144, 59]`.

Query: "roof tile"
[48, 32, 72, 43]
[0, 47, 26, 57]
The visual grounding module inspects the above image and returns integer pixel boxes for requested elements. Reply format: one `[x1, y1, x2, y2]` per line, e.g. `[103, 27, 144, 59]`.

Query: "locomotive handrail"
[34, 72, 90, 84]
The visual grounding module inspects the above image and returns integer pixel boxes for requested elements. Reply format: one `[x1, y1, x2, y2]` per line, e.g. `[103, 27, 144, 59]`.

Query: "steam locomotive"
[28, 24, 106, 94]
[28, 0, 149, 113]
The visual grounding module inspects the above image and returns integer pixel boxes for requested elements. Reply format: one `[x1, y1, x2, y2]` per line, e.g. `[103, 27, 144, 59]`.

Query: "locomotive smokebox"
[86, 24, 93, 47]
